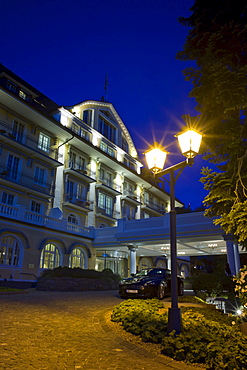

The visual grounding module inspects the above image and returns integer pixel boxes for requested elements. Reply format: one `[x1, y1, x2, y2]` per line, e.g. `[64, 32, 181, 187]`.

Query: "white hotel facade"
[0, 64, 241, 285]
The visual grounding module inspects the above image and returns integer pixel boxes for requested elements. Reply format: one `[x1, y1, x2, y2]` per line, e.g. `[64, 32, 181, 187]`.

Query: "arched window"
[69, 247, 85, 268]
[0, 236, 20, 266]
[68, 213, 77, 224]
[40, 243, 60, 269]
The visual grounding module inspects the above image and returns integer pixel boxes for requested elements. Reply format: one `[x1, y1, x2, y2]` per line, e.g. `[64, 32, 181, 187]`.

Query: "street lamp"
[144, 128, 202, 335]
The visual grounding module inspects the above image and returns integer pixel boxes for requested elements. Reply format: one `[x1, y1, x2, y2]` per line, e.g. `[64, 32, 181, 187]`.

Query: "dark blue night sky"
[1, 0, 209, 209]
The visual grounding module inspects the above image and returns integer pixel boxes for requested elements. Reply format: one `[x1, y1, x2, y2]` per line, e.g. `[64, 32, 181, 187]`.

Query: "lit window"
[19, 90, 30, 101]
[0, 236, 20, 266]
[98, 192, 113, 215]
[40, 243, 60, 269]
[69, 247, 85, 268]
[38, 133, 50, 152]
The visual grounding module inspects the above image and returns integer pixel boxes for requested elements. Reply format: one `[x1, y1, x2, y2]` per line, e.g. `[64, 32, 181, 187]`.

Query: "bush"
[40, 267, 120, 281]
[111, 297, 247, 369]
[190, 272, 235, 298]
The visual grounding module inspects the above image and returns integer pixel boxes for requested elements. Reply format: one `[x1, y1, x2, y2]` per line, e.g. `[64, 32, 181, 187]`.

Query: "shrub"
[40, 267, 120, 281]
[111, 297, 247, 369]
[190, 272, 235, 298]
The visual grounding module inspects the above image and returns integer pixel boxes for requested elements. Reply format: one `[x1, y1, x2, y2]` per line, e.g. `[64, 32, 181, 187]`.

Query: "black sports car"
[119, 268, 184, 299]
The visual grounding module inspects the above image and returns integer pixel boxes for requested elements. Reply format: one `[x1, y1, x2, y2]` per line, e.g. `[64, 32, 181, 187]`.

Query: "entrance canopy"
[93, 212, 239, 258]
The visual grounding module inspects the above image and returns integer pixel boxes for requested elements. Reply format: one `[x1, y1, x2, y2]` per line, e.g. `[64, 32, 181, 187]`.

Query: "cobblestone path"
[0, 290, 198, 370]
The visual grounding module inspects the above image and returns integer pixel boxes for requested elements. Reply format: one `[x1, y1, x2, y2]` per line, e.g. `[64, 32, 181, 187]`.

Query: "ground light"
[144, 128, 202, 335]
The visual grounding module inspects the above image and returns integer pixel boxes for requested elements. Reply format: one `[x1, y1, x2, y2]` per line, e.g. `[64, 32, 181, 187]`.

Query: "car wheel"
[157, 284, 165, 300]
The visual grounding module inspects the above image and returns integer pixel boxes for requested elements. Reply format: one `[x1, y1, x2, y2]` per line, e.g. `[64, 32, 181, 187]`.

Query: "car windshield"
[135, 268, 166, 277]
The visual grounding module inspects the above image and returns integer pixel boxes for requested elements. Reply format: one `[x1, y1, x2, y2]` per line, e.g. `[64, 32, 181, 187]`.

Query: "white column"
[128, 245, 138, 276]
[233, 242, 241, 274]
[224, 235, 237, 275]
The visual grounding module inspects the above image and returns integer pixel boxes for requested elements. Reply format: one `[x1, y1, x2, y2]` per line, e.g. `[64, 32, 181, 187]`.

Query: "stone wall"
[36, 277, 119, 291]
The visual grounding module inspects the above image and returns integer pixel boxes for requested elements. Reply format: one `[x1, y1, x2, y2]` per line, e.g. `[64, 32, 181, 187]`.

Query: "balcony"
[0, 120, 62, 165]
[96, 176, 121, 196]
[96, 207, 120, 220]
[63, 194, 93, 211]
[121, 190, 141, 205]
[0, 165, 55, 197]
[141, 199, 166, 215]
[0, 203, 93, 238]
[64, 160, 96, 183]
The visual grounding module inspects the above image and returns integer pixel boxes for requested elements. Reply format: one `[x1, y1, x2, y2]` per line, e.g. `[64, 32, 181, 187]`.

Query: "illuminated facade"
[0, 64, 187, 284]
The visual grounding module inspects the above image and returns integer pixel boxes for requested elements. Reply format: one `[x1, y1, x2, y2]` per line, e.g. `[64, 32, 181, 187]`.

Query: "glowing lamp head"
[176, 129, 202, 158]
[144, 142, 167, 174]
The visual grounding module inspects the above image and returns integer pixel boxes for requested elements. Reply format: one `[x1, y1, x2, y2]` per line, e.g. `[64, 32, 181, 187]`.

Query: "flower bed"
[111, 298, 247, 369]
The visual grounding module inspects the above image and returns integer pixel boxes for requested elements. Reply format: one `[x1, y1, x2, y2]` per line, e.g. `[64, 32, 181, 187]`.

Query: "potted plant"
[233, 265, 247, 335]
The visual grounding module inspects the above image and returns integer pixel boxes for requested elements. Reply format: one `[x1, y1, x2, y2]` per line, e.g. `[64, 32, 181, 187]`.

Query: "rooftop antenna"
[104, 72, 108, 102]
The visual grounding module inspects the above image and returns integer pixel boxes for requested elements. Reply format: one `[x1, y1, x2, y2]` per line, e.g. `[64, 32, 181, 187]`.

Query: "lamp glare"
[177, 129, 202, 158]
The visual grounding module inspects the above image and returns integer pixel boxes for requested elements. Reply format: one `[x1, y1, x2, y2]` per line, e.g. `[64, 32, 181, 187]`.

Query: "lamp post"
[144, 128, 202, 335]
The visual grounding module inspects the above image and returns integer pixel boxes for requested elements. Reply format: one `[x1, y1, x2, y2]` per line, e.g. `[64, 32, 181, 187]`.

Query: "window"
[123, 204, 136, 220]
[144, 192, 149, 203]
[13, 120, 25, 143]
[40, 243, 60, 269]
[6, 80, 17, 93]
[71, 122, 79, 134]
[69, 152, 76, 168]
[83, 110, 93, 126]
[144, 212, 150, 219]
[98, 192, 113, 215]
[2, 192, 14, 205]
[69, 247, 85, 268]
[66, 180, 74, 199]
[99, 168, 113, 187]
[122, 136, 128, 153]
[0, 236, 20, 266]
[98, 117, 116, 143]
[100, 141, 115, 157]
[19, 90, 30, 101]
[123, 182, 134, 196]
[76, 184, 85, 200]
[78, 156, 85, 171]
[38, 133, 50, 152]
[31, 201, 41, 213]
[7, 154, 20, 181]
[34, 166, 46, 186]
[68, 213, 77, 224]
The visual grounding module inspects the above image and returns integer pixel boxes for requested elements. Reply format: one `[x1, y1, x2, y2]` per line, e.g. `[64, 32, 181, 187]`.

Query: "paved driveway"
[0, 290, 197, 370]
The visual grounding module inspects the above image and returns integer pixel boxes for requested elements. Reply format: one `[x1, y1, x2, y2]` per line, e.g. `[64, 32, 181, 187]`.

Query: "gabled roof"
[66, 99, 139, 159]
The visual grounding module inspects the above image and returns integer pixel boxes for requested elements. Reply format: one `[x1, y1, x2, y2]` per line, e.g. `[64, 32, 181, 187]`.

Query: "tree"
[177, 1, 247, 246]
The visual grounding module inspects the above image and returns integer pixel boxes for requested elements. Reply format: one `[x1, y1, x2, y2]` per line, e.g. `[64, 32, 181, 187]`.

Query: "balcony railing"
[122, 190, 141, 202]
[96, 207, 120, 219]
[0, 120, 62, 161]
[0, 165, 55, 196]
[0, 203, 93, 238]
[64, 194, 93, 210]
[142, 199, 166, 213]
[98, 176, 121, 193]
[65, 160, 96, 179]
